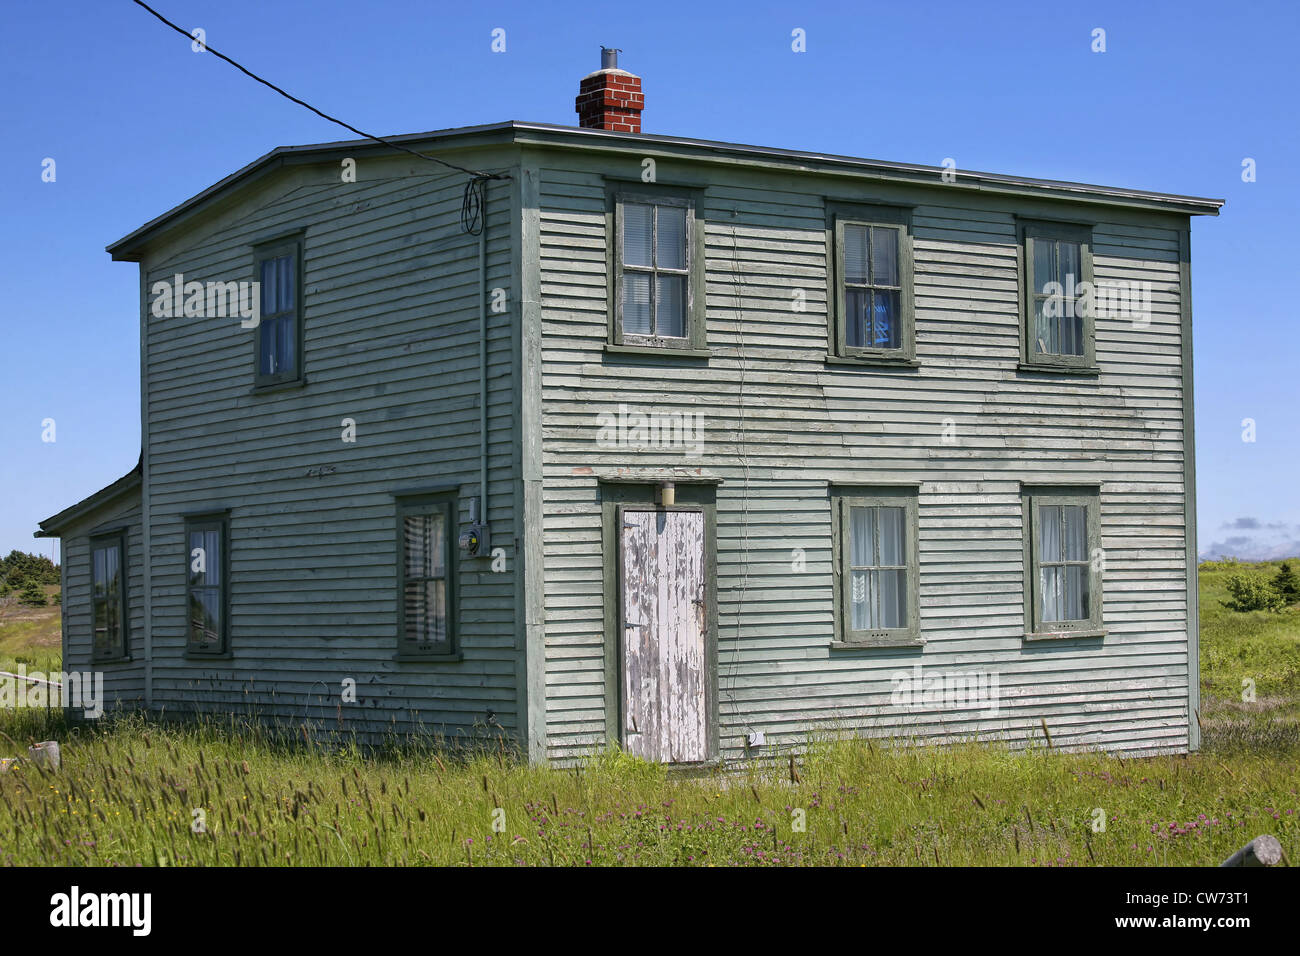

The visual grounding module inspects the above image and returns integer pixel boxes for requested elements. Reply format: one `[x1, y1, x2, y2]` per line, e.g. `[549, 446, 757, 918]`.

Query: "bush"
[1271, 561, 1300, 605]
[1199, 557, 1241, 572]
[0, 550, 60, 590]
[17, 580, 47, 607]
[1221, 573, 1285, 612]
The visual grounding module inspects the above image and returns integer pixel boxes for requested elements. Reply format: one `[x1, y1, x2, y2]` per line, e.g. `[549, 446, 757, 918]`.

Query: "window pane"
[655, 274, 685, 337]
[871, 226, 899, 286]
[877, 569, 906, 628]
[1040, 566, 1062, 622]
[1062, 505, 1087, 561]
[1034, 239, 1056, 295]
[405, 512, 445, 578]
[850, 570, 870, 629]
[277, 255, 294, 312]
[259, 318, 282, 375]
[845, 289, 868, 348]
[623, 203, 652, 267]
[1063, 565, 1088, 621]
[405, 580, 447, 645]
[1061, 311, 1084, 356]
[1033, 298, 1057, 355]
[877, 507, 904, 565]
[622, 272, 651, 335]
[204, 530, 221, 586]
[93, 598, 109, 653]
[873, 290, 900, 349]
[261, 258, 278, 315]
[276, 314, 296, 373]
[843, 224, 869, 285]
[404, 515, 426, 576]
[105, 545, 119, 593]
[188, 529, 216, 587]
[656, 205, 686, 270]
[1058, 241, 1081, 287]
[92, 547, 107, 597]
[849, 506, 874, 568]
[188, 589, 221, 648]
[429, 513, 445, 576]
[1039, 506, 1062, 562]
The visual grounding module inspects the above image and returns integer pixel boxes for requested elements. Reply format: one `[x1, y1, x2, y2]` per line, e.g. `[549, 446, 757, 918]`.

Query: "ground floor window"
[90, 532, 127, 661]
[832, 486, 921, 646]
[185, 514, 229, 654]
[396, 493, 456, 656]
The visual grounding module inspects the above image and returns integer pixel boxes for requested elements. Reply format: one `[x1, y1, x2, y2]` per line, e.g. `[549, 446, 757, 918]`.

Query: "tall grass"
[1, 712, 1294, 866]
[1197, 559, 1300, 754]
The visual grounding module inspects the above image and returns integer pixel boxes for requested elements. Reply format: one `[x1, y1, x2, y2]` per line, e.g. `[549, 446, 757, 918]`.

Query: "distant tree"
[1222, 573, 1285, 612]
[0, 550, 59, 589]
[1271, 561, 1300, 605]
[17, 579, 48, 607]
[51, 589, 62, 606]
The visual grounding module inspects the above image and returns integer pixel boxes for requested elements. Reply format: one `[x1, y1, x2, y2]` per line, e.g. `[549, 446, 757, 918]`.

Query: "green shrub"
[17, 580, 47, 607]
[1199, 557, 1241, 572]
[1221, 573, 1285, 612]
[1271, 561, 1300, 605]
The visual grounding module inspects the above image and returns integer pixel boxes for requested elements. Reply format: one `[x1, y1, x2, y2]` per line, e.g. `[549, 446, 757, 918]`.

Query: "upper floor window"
[185, 514, 229, 655]
[1020, 220, 1096, 371]
[612, 192, 703, 351]
[1022, 486, 1104, 638]
[90, 532, 127, 662]
[397, 493, 458, 659]
[832, 486, 921, 647]
[254, 237, 303, 387]
[828, 203, 915, 364]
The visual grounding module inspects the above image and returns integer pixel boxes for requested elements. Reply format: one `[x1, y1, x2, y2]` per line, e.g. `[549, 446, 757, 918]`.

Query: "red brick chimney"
[575, 47, 643, 133]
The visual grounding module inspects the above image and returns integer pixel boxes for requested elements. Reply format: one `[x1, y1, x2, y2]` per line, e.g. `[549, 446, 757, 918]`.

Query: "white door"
[620, 508, 708, 763]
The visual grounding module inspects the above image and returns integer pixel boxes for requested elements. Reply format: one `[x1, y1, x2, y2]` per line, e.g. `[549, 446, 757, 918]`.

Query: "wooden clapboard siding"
[533, 156, 1193, 761]
[59, 493, 146, 713]
[136, 148, 522, 740]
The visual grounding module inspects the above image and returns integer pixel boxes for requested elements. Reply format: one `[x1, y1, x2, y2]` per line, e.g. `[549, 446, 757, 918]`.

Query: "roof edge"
[106, 120, 1224, 261]
[34, 455, 143, 538]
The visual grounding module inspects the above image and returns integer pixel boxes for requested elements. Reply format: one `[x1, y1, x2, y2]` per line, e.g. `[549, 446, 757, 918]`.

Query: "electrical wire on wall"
[722, 214, 760, 746]
[461, 175, 490, 236]
[131, 0, 508, 234]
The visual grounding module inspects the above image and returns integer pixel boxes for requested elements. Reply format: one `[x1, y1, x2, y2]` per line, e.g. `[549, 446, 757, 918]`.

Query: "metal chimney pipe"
[601, 46, 621, 70]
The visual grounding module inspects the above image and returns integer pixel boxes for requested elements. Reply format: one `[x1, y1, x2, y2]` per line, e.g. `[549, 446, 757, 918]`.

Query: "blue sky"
[1, 0, 1296, 561]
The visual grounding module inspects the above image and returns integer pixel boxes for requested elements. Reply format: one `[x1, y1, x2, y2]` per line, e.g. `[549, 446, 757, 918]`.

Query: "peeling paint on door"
[620, 509, 707, 763]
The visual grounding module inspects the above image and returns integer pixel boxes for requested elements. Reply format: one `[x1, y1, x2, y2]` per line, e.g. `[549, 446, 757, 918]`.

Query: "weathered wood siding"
[135, 149, 522, 740]
[532, 154, 1193, 761]
[58, 492, 146, 713]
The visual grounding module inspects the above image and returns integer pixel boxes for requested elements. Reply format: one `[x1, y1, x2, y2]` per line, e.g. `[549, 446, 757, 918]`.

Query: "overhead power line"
[130, 0, 509, 187]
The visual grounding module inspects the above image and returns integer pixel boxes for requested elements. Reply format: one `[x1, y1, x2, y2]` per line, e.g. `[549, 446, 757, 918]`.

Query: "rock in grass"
[0, 757, 18, 773]
[27, 741, 60, 771]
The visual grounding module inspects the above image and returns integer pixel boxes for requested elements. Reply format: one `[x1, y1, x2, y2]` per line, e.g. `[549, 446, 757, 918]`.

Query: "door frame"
[600, 481, 719, 764]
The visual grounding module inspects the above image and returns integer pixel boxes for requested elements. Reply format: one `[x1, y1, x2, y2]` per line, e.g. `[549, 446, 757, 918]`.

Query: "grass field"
[0, 567, 1296, 867]
[0, 585, 61, 675]
[1197, 559, 1300, 752]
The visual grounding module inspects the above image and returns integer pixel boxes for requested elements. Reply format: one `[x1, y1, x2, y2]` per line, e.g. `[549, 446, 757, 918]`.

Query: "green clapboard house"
[37, 52, 1222, 764]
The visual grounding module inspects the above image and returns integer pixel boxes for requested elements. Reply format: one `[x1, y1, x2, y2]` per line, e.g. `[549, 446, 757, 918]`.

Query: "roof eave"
[509, 123, 1225, 217]
[105, 120, 1224, 262]
[34, 456, 144, 538]
[105, 122, 522, 262]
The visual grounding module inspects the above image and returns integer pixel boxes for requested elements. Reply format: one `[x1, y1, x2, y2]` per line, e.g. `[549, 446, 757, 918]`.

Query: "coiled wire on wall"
[462, 175, 490, 235]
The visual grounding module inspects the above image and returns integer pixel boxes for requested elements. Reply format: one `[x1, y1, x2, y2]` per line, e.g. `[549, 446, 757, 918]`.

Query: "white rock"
[27, 740, 60, 771]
